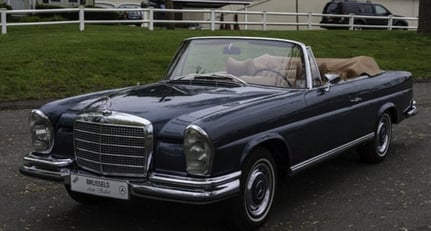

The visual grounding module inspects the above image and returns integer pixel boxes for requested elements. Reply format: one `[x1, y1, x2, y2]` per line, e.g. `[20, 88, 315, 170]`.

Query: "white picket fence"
[0, 6, 418, 34]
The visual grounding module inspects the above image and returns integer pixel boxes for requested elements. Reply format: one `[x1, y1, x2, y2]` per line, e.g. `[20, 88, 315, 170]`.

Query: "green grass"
[0, 25, 430, 101]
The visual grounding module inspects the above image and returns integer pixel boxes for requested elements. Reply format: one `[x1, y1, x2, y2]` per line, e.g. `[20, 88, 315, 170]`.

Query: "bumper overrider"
[20, 152, 241, 204]
[405, 100, 418, 118]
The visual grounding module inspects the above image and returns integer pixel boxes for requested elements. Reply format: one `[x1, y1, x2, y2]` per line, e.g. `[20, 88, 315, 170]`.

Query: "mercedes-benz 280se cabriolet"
[21, 36, 417, 230]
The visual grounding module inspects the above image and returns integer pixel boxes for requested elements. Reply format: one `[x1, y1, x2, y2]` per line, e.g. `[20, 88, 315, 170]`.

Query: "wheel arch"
[239, 133, 291, 175]
[394, 20, 408, 26]
[354, 19, 366, 24]
[377, 103, 398, 123]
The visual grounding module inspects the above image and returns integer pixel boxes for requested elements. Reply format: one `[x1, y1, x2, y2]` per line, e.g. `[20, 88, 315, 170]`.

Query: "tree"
[165, 0, 175, 30]
[418, 0, 431, 34]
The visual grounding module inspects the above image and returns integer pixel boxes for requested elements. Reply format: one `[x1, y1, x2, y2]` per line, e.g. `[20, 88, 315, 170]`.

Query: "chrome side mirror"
[323, 73, 341, 92]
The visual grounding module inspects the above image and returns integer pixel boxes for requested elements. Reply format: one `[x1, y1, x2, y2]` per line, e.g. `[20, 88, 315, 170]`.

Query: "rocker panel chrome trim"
[291, 133, 375, 173]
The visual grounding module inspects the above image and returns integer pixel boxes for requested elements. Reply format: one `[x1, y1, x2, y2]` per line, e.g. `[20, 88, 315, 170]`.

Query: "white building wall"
[222, 0, 418, 30]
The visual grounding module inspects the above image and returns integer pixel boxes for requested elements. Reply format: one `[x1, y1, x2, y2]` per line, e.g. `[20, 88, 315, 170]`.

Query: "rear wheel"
[227, 147, 277, 231]
[359, 113, 392, 163]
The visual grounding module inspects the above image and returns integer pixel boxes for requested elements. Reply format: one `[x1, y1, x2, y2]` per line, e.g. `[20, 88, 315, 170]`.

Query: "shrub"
[35, 4, 119, 21]
[85, 6, 120, 21]
[0, 3, 12, 10]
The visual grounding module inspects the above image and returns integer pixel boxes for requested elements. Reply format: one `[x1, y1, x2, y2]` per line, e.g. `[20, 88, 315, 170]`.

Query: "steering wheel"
[252, 68, 292, 87]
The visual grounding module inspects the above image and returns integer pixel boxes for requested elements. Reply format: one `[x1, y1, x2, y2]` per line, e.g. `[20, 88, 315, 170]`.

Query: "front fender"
[239, 133, 291, 169]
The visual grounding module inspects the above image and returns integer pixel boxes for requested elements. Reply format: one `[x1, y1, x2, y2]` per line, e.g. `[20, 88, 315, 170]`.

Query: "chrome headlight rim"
[29, 109, 54, 154]
[184, 125, 214, 176]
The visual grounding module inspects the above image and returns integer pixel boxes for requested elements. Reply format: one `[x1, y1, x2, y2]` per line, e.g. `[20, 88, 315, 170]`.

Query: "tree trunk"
[418, 0, 431, 34]
[166, 0, 175, 30]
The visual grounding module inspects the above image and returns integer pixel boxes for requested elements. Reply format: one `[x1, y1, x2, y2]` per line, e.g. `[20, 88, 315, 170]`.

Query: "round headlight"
[184, 125, 214, 176]
[29, 109, 54, 153]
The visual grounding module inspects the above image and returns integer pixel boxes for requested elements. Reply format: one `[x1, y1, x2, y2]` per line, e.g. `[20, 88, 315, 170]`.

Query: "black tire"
[65, 185, 106, 205]
[227, 147, 277, 231]
[359, 113, 392, 163]
[394, 21, 408, 30]
[353, 21, 365, 30]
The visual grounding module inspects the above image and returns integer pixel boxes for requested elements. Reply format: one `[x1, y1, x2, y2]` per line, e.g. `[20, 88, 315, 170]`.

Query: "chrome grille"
[73, 112, 153, 177]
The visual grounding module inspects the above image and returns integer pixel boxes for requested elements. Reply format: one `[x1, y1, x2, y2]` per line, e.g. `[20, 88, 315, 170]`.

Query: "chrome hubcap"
[376, 115, 391, 156]
[245, 159, 275, 222]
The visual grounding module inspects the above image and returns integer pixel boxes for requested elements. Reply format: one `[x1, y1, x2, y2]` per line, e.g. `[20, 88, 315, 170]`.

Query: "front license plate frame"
[70, 174, 129, 200]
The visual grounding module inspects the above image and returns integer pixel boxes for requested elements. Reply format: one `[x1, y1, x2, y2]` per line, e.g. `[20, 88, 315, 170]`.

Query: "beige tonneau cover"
[316, 56, 383, 80]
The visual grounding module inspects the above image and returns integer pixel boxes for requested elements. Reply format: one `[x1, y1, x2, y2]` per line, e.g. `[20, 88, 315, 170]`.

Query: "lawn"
[0, 25, 430, 101]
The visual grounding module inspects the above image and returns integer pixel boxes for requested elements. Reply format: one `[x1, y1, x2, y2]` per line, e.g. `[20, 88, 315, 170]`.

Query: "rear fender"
[377, 102, 398, 123]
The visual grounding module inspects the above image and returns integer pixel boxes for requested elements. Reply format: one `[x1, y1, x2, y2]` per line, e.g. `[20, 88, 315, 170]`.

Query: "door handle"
[350, 97, 362, 103]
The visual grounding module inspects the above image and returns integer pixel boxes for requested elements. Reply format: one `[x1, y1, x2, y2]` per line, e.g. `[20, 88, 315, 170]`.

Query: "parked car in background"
[20, 36, 417, 230]
[320, 0, 409, 29]
[118, 3, 143, 26]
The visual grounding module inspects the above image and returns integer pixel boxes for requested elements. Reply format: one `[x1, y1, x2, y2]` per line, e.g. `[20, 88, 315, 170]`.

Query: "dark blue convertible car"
[21, 36, 417, 230]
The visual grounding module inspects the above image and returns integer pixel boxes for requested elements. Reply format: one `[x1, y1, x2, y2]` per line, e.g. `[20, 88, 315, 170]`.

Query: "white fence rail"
[0, 7, 418, 34]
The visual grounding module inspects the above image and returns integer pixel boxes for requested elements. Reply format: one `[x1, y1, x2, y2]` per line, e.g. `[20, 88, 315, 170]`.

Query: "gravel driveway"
[1, 82, 430, 231]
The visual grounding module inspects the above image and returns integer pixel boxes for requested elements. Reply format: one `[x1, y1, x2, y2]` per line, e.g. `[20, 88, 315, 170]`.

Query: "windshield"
[165, 38, 306, 88]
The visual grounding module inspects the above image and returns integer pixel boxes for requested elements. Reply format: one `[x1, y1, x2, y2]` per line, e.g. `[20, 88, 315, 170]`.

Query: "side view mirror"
[323, 73, 341, 92]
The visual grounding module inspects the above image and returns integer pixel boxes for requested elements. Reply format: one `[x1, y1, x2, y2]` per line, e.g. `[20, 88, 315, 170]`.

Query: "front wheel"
[227, 148, 277, 231]
[359, 113, 392, 163]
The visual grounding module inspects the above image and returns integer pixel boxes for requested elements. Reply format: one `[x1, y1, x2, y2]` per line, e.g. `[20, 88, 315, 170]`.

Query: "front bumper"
[20, 152, 241, 204]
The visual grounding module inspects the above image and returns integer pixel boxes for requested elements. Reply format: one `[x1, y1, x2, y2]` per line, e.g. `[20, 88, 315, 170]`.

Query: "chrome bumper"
[405, 100, 418, 118]
[20, 152, 241, 204]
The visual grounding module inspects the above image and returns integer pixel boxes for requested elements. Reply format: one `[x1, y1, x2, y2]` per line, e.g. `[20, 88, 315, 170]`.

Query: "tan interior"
[226, 54, 304, 88]
[226, 54, 382, 88]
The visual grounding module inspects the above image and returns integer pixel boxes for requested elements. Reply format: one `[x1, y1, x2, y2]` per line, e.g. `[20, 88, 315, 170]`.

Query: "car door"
[371, 4, 391, 26]
[299, 82, 358, 161]
[286, 47, 361, 165]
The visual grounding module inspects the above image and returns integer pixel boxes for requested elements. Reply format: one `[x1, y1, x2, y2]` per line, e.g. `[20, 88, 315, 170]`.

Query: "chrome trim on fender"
[291, 133, 375, 173]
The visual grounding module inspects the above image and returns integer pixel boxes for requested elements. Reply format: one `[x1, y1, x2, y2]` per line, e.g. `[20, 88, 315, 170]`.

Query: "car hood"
[46, 82, 290, 138]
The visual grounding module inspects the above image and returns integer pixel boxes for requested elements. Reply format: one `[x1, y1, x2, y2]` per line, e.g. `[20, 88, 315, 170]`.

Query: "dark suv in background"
[320, 0, 408, 29]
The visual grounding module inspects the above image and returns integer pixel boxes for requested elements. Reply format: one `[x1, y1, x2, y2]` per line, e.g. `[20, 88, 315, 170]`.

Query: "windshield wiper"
[173, 73, 248, 86]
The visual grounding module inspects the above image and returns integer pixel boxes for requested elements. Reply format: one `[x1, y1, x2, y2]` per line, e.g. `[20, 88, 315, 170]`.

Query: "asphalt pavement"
[0, 82, 430, 231]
